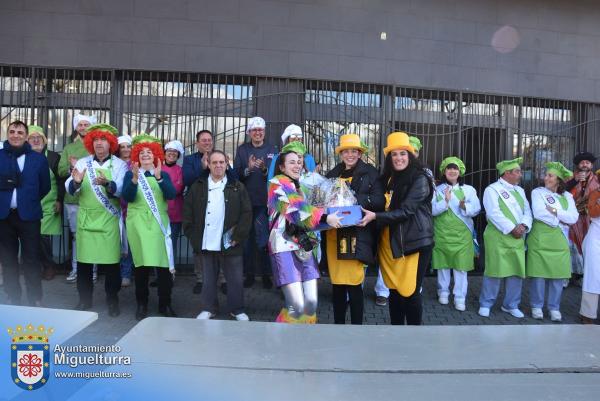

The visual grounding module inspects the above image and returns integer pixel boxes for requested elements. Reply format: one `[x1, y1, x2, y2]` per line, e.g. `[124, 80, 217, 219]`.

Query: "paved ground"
[0, 268, 591, 346]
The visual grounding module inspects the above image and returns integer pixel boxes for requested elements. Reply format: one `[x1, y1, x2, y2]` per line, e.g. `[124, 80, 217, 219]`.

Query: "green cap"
[28, 125, 45, 135]
[545, 162, 572, 182]
[281, 141, 307, 155]
[86, 123, 118, 137]
[496, 157, 523, 175]
[409, 136, 422, 151]
[439, 156, 466, 176]
[132, 133, 161, 146]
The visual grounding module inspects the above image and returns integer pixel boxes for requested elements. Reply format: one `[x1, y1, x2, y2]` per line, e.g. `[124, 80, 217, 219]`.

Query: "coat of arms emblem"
[8, 324, 53, 390]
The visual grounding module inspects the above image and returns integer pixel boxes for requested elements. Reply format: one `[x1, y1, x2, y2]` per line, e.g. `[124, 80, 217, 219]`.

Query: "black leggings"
[389, 246, 432, 325]
[77, 262, 120, 305]
[135, 267, 173, 308]
[332, 284, 364, 324]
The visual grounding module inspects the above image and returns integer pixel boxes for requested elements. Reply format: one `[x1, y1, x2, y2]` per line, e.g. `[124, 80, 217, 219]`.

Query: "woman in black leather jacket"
[324, 134, 385, 324]
[359, 132, 433, 325]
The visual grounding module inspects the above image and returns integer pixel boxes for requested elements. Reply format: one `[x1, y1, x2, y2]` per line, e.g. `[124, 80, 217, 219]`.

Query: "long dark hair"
[274, 151, 295, 177]
[381, 150, 423, 189]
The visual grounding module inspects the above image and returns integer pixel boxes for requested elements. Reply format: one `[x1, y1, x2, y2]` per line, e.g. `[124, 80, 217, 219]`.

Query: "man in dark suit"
[0, 121, 50, 305]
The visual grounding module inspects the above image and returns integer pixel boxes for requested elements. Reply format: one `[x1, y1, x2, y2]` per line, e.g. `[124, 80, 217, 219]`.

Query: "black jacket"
[323, 159, 385, 265]
[183, 170, 252, 256]
[377, 166, 434, 258]
[46, 149, 65, 203]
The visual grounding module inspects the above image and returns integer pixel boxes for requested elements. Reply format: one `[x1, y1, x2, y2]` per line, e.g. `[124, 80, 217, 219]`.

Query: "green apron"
[126, 174, 170, 268]
[432, 188, 474, 271]
[40, 162, 62, 235]
[526, 195, 570, 279]
[483, 190, 526, 278]
[76, 163, 121, 264]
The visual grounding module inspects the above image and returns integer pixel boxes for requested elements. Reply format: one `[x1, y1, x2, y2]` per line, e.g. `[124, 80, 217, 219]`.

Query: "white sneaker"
[501, 306, 524, 318]
[550, 310, 562, 322]
[121, 277, 131, 287]
[231, 312, 250, 321]
[454, 300, 466, 312]
[196, 311, 214, 320]
[66, 271, 77, 282]
[531, 307, 544, 320]
[478, 307, 490, 317]
[438, 294, 449, 305]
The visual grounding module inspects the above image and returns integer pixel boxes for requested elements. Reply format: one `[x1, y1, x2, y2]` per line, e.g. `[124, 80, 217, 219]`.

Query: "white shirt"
[65, 155, 127, 197]
[10, 154, 26, 208]
[483, 178, 533, 235]
[202, 175, 227, 251]
[531, 187, 578, 238]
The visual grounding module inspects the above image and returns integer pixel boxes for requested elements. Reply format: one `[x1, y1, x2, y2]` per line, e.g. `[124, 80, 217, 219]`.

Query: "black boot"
[75, 300, 92, 310]
[136, 304, 148, 321]
[262, 275, 273, 289]
[159, 304, 177, 317]
[243, 275, 255, 288]
[107, 297, 120, 317]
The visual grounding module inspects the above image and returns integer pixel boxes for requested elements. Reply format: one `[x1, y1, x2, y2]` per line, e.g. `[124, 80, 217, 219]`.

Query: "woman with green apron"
[527, 162, 578, 322]
[431, 157, 480, 311]
[122, 135, 176, 320]
[27, 126, 63, 280]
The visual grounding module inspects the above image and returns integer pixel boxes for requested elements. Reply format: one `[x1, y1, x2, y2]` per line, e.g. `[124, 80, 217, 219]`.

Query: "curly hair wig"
[131, 141, 165, 168]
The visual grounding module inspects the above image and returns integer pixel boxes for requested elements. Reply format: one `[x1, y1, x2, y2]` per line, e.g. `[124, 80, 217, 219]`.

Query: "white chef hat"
[246, 116, 266, 133]
[73, 114, 97, 130]
[281, 124, 303, 144]
[118, 134, 132, 145]
[164, 140, 185, 158]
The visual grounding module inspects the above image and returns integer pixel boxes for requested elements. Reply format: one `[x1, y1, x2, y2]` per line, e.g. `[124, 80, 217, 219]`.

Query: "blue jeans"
[243, 206, 271, 277]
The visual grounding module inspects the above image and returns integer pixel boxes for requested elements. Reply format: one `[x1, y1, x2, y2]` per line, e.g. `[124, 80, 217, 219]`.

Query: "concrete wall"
[1, 0, 600, 102]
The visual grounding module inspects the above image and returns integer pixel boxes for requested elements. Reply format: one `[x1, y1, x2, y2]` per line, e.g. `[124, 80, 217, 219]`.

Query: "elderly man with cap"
[163, 140, 185, 264]
[0, 121, 50, 306]
[566, 151, 598, 286]
[234, 116, 277, 289]
[65, 124, 127, 316]
[27, 125, 64, 280]
[58, 113, 97, 283]
[478, 157, 532, 319]
[267, 124, 317, 181]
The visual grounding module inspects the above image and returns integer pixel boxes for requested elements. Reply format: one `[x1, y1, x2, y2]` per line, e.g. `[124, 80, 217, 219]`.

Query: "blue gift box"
[315, 205, 362, 231]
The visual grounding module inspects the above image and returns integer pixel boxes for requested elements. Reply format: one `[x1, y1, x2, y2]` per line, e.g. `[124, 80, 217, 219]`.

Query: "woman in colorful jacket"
[121, 135, 177, 320]
[359, 132, 434, 325]
[431, 157, 481, 311]
[527, 162, 578, 321]
[324, 134, 384, 324]
[268, 141, 343, 324]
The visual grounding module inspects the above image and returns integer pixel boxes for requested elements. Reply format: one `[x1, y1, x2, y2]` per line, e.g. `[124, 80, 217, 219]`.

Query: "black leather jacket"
[323, 159, 385, 265]
[376, 166, 434, 257]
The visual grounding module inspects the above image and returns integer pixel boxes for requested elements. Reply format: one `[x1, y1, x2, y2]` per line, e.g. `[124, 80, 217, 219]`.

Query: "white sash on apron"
[537, 189, 569, 241]
[490, 181, 523, 224]
[86, 158, 125, 253]
[138, 173, 174, 272]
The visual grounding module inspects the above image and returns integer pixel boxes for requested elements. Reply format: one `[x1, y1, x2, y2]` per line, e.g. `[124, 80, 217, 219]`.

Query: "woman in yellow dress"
[324, 134, 384, 324]
[359, 132, 434, 325]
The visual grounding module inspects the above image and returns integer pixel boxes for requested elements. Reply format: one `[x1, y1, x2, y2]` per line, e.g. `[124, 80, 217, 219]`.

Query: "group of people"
[1, 115, 599, 326]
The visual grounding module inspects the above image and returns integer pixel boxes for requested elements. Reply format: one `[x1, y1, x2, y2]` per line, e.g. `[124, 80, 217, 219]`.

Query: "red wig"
[131, 141, 165, 168]
[83, 131, 119, 155]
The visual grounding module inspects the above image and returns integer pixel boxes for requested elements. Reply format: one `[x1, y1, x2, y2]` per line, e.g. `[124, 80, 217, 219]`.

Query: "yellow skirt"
[378, 227, 420, 297]
[326, 229, 365, 285]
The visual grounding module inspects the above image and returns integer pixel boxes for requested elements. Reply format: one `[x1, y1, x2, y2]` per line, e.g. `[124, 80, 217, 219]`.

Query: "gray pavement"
[0, 270, 591, 346]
